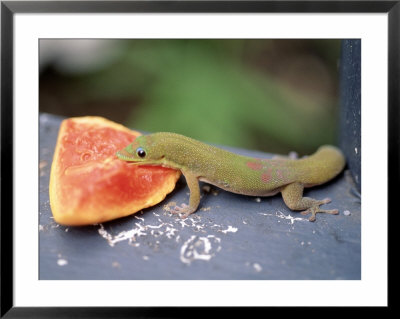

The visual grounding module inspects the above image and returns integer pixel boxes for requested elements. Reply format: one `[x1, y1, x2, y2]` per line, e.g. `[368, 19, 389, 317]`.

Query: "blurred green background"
[39, 39, 341, 155]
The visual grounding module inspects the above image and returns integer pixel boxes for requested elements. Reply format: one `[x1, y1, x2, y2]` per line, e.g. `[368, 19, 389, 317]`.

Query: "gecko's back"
[150, 133, 345, 196]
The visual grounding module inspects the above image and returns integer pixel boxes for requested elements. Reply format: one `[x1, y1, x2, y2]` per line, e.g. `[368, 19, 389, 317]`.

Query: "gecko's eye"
[136, 147, 146, 158]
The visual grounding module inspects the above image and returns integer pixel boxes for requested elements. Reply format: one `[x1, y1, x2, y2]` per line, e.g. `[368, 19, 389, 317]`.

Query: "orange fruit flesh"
[49, 116, 180, 226]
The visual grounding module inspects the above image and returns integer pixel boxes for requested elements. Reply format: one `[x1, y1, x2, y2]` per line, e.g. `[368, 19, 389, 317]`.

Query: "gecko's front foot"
[171, 203, 195, 219]
[300, 198, 339, 222]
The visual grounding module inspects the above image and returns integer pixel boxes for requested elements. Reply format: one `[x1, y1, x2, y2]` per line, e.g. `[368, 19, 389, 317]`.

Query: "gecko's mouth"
[128, 157, 167, 167]
[116, 151, 166, 166]
[115, 151, 138, 162]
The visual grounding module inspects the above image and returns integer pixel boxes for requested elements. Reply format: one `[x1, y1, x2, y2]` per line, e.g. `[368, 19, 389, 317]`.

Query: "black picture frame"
[1, 1, 396, 317]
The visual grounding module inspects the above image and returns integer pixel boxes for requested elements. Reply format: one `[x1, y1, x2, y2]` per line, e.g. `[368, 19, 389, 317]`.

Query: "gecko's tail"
[297, 145, 346, 187]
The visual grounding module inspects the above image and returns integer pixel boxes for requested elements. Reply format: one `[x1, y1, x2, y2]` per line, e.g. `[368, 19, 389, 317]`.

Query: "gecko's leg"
[280, 182, 339, 222]
[171, 170, 200, 219]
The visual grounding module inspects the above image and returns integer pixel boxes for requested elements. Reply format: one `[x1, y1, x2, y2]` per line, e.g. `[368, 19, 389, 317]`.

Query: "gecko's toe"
[321, 198, 332, 204]
[171, 203, 194, 219]
[320, 208, 339, 215]
[171, 203, 187, 213]
[300, 209, 311, 216]
[300, 209, 316, 221]
[170, 207, 181, 215]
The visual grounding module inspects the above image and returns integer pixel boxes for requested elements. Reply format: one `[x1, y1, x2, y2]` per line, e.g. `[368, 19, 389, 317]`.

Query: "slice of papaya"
[49, 116, 180, 226]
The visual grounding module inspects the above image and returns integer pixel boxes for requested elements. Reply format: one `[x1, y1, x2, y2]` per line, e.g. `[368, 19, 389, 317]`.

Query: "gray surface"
[39, 113, 361, 280]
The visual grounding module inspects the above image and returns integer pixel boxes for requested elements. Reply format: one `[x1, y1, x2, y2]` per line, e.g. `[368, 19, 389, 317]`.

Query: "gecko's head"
[116, 134, 166, 165]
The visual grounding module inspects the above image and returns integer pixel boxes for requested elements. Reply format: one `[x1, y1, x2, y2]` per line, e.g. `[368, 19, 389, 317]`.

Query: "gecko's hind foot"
[301, 209, 339, 222]
[300, 197, 338, 222]
[300, 199, 339, 222]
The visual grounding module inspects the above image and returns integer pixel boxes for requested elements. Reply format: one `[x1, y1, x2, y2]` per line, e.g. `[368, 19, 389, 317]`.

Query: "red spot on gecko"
[246, 161, 263, 170]
[261, 172, 271, 183]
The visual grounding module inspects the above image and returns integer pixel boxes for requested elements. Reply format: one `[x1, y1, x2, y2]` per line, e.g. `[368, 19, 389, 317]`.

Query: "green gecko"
[116, 132, 346, 222]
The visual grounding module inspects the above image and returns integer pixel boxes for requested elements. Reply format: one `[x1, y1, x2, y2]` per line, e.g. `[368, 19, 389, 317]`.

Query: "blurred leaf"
[42, 39, 340, 154]
[124, 40, 338, 153]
